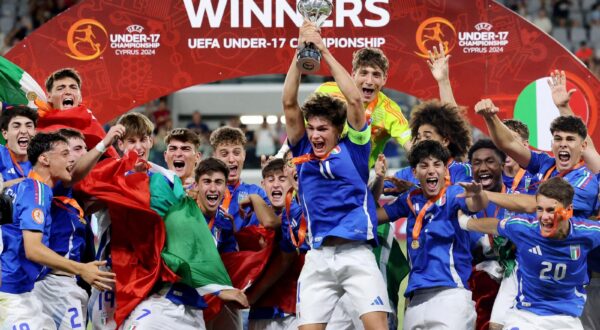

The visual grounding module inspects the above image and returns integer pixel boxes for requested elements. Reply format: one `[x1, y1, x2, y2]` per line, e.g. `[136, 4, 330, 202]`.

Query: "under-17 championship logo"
[65, 19, 108, 61]
[414, 17, 457, 58]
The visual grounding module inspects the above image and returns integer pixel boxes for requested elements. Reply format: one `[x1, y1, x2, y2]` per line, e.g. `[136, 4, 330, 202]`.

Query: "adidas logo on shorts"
[370, 296, 385, 306]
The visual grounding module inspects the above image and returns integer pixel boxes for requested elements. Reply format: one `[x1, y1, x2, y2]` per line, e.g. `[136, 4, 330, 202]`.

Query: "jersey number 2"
[539, 261, 567, 280]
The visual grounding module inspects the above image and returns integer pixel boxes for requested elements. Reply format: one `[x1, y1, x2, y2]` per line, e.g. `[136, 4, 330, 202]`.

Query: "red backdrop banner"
[5, 0, 599, 150]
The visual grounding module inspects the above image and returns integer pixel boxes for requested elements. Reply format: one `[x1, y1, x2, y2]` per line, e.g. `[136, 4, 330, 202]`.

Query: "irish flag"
[513, 77, 588, 151]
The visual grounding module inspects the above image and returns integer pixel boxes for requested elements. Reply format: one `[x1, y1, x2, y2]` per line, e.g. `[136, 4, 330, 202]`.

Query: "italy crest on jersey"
[330, 146, 341, 154]
[570, 245, 581, 260]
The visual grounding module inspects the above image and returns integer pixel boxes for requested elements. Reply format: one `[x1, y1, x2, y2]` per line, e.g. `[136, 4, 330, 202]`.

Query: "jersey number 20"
[539, 261, 567, 280]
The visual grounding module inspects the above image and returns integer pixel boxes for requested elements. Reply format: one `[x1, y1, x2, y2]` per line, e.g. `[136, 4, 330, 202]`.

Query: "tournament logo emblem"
[31, 208, 45, 224]
[414, 17, 457, 58]
[570, 244, 581, 260]
[65, 19, 108, 61]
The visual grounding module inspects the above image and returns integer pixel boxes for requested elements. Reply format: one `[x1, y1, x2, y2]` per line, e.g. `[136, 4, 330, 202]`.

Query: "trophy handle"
[296, 42, 321, 74]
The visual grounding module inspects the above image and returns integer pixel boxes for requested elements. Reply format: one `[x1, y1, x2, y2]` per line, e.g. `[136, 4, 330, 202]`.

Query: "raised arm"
[68, 124, 125, 185]
[428, 42, 457, 107]
[549, 69, 600, 173]
[458, 182, 488, 212]
[457, 211, 499, 235]
[485, 190, 536, 213]
[282, 40, 305, 146]
[475, 99, 531, 168]
[369, 154, 387, 201]
[302, 21, 364, 130]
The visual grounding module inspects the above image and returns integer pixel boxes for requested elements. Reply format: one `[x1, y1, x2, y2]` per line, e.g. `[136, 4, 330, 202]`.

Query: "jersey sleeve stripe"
[573, 171, 592, 188]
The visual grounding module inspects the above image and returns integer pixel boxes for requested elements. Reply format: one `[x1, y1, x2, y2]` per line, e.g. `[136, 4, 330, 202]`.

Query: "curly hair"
[410, 100, 472, 159]
[550, 115, 587, 140]
[210, 126, 247, 149]
[503, 119, 529, 141]
[301, 93, 346, 133]
[352, 48, 389, 75]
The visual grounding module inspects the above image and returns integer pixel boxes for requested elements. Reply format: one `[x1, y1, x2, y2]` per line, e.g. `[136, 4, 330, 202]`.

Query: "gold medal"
[411, 240, 420, 249]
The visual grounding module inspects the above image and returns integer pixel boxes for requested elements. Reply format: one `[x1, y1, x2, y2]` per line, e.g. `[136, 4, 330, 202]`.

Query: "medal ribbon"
[510, 168, 526, 192]
[285, 188, 307, 253]
[53, 196, 85, 222]
[222, 181, 240, 213]
[542, 160, 584, 182]
[8, 148, 26, 177]
[406, 185, 448, 244]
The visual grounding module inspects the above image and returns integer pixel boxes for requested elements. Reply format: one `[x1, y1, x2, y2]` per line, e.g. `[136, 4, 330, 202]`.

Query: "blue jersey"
[290, 124, 378, 249]
[280, 197, 310, 254]
[383, 185, 474, 295]
[38, 184, 87, 279]
[224, 182, 269, 231]
[205, 209, 237, 253]
[0, 145, 32, 201]
[497, 216, 600, 317]
[0, 176, 53, 293]
[527, 151, 598, 217]
[384, 159, 472, 195]
[502, 169, 538, 195]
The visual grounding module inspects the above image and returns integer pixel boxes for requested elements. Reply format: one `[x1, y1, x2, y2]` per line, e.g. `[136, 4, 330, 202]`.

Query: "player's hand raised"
[375, 154, 387, 179]
[103, 124, 125, 147]
[474, 98, 499, 117]
[218, 288, 250, 309]
[548, 69, 575, 108]
[300, 20, 325, 52]
[428, 41, 451, 82]
[383, 177, 414, 195]
[79, 260, 116, 292]
[457, 181, 483, 198]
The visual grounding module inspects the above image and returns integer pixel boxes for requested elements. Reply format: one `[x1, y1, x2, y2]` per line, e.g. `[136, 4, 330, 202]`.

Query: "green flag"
[150, 174, 233, 294]
[373, 222, 410, 310]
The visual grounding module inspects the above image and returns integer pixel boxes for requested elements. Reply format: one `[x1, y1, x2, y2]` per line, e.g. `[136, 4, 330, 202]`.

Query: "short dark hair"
[262, 158, 285, 178]
[195, 157, 229, 182]
[537, 177, 574, 207]
[549, 115, 587, 140]
[58, 128, 85, 141]
[410, 100, 472, 159]
[352, 48, 389, 75]
[0, 105, 38, 131]
[210, 126, 246, 149]
[45, 68, 82, 91]
[468, 139, 506, 164]
[408, 140, 450, 168]
[302, 93, 346, 133]
[28, 132, 68, 166]
[503, 119, 529, 141]
[165, 128, 200, 149]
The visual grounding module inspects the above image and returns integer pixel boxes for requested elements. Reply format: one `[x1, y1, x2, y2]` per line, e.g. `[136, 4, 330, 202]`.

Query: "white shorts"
[581, 276, 600, 330]
[205, 305, 242, 330]
[490, 267, 518, 325]
[296, 242, 391, 326]
[88, 287, 116, 330]
[120, 288, 205, 330]
[326, 293, 364, 330]
[0, 291, 57, 329]
[503, 308, 583, 330]
[32, 274, 88, 330]
[248, 315, 297, 330]
[404, 287, 476, 330]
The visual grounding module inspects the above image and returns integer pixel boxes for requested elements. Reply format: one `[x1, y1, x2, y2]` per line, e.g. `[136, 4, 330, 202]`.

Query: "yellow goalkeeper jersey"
[315, 82, 411, 168]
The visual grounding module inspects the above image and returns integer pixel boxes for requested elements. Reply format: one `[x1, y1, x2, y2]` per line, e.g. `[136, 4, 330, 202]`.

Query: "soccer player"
[475, 99, 598, 218]
[88, 112, 156, 330]
[501, 119, 538, 194]
[376, 140, 487, 330]
[315, 47, 411, 166]
[467, 139, 519, 330]
[163, 128, 201, 188]
[32, 127, 123, 329]
[210, 126, 269, 231]
[0, 132, 114, 329]
[283, 21, 391, 329]
[459, 177, 600, 329]
[121, 158, 247, 330]
[0, 105, 37, 193]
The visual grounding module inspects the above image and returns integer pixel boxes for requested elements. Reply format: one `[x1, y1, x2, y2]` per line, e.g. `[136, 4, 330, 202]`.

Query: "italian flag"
[513, 77, 588, 151]
[0, 56, 46, 107]
[0, 56, 47, 145]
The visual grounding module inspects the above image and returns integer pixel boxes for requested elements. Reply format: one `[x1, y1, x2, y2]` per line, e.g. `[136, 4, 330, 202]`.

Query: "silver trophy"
[296, 0, 333, 73]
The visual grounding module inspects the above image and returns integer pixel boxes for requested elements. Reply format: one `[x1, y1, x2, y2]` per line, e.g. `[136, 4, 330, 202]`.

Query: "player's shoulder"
[571, 217, 600, 233]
